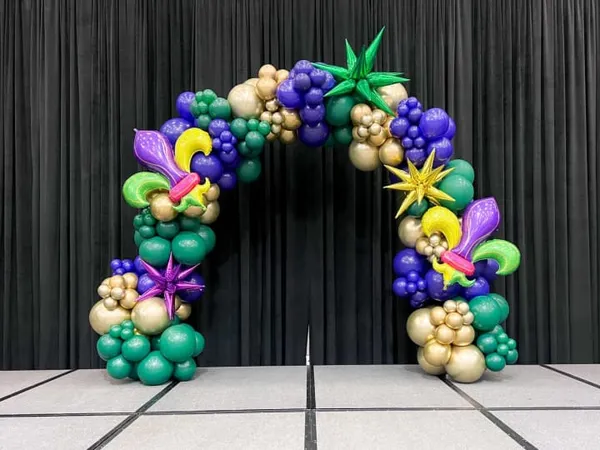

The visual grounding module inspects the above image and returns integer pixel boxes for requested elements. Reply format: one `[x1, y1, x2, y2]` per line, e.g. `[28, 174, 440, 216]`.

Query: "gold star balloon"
[384, 150, 455, 218]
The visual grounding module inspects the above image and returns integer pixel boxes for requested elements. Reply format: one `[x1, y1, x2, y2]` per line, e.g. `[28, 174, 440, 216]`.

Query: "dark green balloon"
[230, 118, 249, 139]
[109, 325, 122, 339]
[160, 325, 196, 363]
[245, 131, 265, 152]
[200, 89, 217, 104]
[505, 349, 519, 364]
[488, 293, 510, 322]
[156, 221, 180, 240]
[196, 114, 211, 130]
[438, 174, 474, 212]
[107, 355, 133, 380]
[138, 225, 156, 239]
[445, 159, 475, 183]
[133, 215, 144, 229]
[496, 343, 509, 357]
[197, 102, 209, 115]
[468, 295, 502, 331]
[151, 336, 161, 351]
[193, 332, 206, 357]
[196, 225, 216, 253]
[120, 328, 134, 341]
[209, 97, 232, 120]
[137, 351, 174, 386]
[332, 125, 353, 146]
[171, 231, 206, 265]
[326, 95, 355, 127]
[121, 335, 151, 362]
[507, 338, 517, 350]
[407, 200, 429, 217]
[178, 216, 200, 232]
[237, 159, 262, 183]
[190, 100, 203, 118]
[247, 119, 259, 131]
[485, 353, 506, 372]
[134, 231, 144, 247]
[143, 214, 157, 226]
[173, 358, 197, 381]
[476, 333, 497, 354]
[139, 237, 171, 267]
[97, 335, 122, 361]
[257, 121, 271, 136]
[237, 141, 251, 157]
[128, 362, 139, 380]
[122, 320, 134, 329]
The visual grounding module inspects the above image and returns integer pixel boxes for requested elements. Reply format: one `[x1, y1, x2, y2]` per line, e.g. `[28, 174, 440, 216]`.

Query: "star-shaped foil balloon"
[312, 27, 408, 116]
[384, 150, 455, 218]
[137, 254, 205, 319]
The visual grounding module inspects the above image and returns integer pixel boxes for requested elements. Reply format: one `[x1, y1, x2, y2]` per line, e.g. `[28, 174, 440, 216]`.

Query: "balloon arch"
[89, 28, 521, 385]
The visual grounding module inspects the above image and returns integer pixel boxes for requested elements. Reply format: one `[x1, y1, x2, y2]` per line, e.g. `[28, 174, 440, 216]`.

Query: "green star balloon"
[313, 27, 408, 116]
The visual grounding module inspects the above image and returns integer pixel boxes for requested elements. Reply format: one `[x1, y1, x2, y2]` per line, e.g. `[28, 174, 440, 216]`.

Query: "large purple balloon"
[176, 92, 196, 123]
[474, 259, 500, 282]
[218, 171, 237, 190]
[134, 256, 147, 276]
[298, 122, 329, 147]
[389, 117, 410, 139]
[444, 117, 456, 139]
[277, 79, 304, 109]
[419, 108, 450, 139]
[463, 276, 490, 300]
[159, 118, 192, 145]
[208, 119, 229, 138]
[190, 154, 224, 183]
[393, 249, 426, 277]
[137, 273, 155, 295]
[300, 104, 326, 126]
[293, 60, 314, 74]
[405, 148, 427, 167]
[427, 137, 454, 166]
[425, 269, 461, 301]
[178, 272, 205, 303]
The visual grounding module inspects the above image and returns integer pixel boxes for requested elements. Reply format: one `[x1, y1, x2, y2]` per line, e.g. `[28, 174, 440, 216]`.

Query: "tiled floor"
[0, 365, 599, 449]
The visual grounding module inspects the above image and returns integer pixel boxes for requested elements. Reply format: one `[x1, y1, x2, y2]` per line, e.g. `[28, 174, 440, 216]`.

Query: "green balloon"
[122, 320, 134, 329]
[506, 349, 519, 364]
[325, 134, 335, 147]
[179, 323, 195, 332]
[200, 89, 217, 104]
[139, 237, 171, 267]
[128, 362, 139, 380]
[485, 353, 506, 372]
[121, 335, 151, 362]
[468, 295, 503, 331]
[137, 351, 174, 386]
[237, 141, 251, 157]
[109, 325, 122, 339]
[97, 335, 122, 361]
[332, 125, 353, 146]
[497, 343, 509, 357]
[160, 325, 196, 363]
[407, 200, 430, 217]
[245, 131, 265, 152]
[247, 119, 259, 131]
[193, 332, 206, 357]
[196, 114, 211, 130]
[134, 231, 144, 247]
[172, 231, 206, 265]
[151, 336, 161, 351]
[133, 215, 144, 229]
[190, 100, 203, 118]
[490, 325, 504, 336]
[196, 225, 216, 253]
[138, 225, 156, 239]
[488, 293, 510, 322]
[326, 95, 355, 126]
[120, 328, 134, 341]
[156, 221, 180, 240]
[143, 214, 157, 226]
[230, 118, 249, 139]
[507, 338, 517, 350]
[237, 159, 262, 183]
[107, 355, 133, 379]
[179, 216, 200, 232]
[174, 358, 197, 381]
[257, 121, 271, 136]
[445, 159, 475, 183]
[476, 333, 498, 354]
[438, 174, 474, 212]
[496, 332, 509, 344]
[209, 97, 232, 120]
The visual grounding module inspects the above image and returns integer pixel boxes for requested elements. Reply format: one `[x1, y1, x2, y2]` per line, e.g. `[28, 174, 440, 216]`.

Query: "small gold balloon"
[267, 132, 278, 142]
[244, 78, 259, 86]
[123, 273, 138, 289]
[369, 123, 382, 136]
[120, 288, 139, 309]
[445, 312, 464, 330]
[102, 278, 111, 286]
[383, 117, 394, 137]
[372, 109, 387, 125]
[258, 64, 277, 79]
[430, 306, 446, 326]
[255, 77, 277, 101]
[97, 284, 111, 298]
[150, 193, 178, 222]
[174, 296, 182, 310]
[271, 124, 282, 134]
[279, 129, 296, 144]
[200, 201, 220, 224]
[260, 111, 273, 122]
[457, 301, 470, 315]
[176, 304, 192, 320]
[367, 130, 387, 147]
[397, 216, 424, 247]
[435, 324, 456, 345]
[350, 104, 372, 125]
[352, 127, 365, 143]
[377, 83, 408, 112]
[415, 237, 430, 255]
[453, 325, 475, 347]
[110, 287, 125, 300]
[348, 141, 381, 171]
[227, 83, 264, 119]
[433, 245, 446, 257]
[275, 69, 289, 83]
[205, 184, 220, 202]
[444, 345, 486, 383]
[361, 114, 373, 127]
[89, 299, 131, 335]
[406, 308, 435, 346]
[183, 205, 205, 218]
[357, 126, 370, 138]
[443, 300, 457, 312]
[281, 109, 301, 130]
[131, 297, 170, 336]
[423, 340, 452, 366]
[417, 347, 446, 375]
[109, 276, 125, 288]
[103, 297, 118, 310]
[378, 138, 404, 166]
[463, 311, 474, 325]
[272, 112, 283, 125]
[265, 99, 279, 112]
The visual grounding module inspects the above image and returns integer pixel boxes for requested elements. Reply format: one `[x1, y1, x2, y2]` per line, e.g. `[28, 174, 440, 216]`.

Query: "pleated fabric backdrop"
[1, 0, 599, 369]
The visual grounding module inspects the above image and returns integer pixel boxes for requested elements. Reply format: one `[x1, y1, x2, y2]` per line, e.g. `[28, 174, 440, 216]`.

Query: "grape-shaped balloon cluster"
[190, 89, 232, 131]
[110, 258, 135, 276]
[476, 325, 519, 371]
[392, 249, 429, 308]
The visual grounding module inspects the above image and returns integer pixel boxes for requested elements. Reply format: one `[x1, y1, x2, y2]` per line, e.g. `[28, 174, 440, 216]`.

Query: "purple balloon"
[309, 69, 327, 87]
[110, 259, 122, 271]
[405, 148, 427, 166]
[221, 142, 234, 153]
[122, 259, 134, 272]
[176, 91, 196, 122]
[407, 125, 421, 139]
[410, 291, 429, 308]
[444, 117, 456, 139]
[419, 108, 450, 139]
[208, 119, 229, 138]
[452, 198, 501, 259]
[178, 272, 205, 303]
[401, 137, 414, 149]
[414, 137, 426, 148]
[427, 137, 454, 165]
[212, 138, 222, 150]
[293, 60, 314, 74]
[406, 97, 420, 109]
[300, 104, 326, 126]
[115, 268, 125, 275]
[393, 249, 426, 277]
[218, 171, 237, 190]
[389, 117, 410, 138]
[425, 269, 461, 301]
[474, 259, 499, 282]
[322, 71, 336, 92]
[407, 108, 423, 124]
[137, 273, 155, 294]
[397, 101, 410, 117]
[134, 256, 146, 275]
[191, 153, 224, 183]
[464, 276, 490, 300]
[304, 87, 324, 106]
[220, 131, 233, 143]
[219, 148, 239, 164]
[393, 278, 408, 297]
[277, 79, 304, 109]
[159, 118, 192, 145]
[293, 73, 312, 92]
[298, 122, 329, 147]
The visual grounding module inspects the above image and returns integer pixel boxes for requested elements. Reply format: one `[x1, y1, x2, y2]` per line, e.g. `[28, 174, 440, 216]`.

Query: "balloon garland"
[89, 28, 520, 385]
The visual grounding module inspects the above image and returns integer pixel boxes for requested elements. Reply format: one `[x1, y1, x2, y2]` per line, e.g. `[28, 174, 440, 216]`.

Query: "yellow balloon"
[444, 345, 486, 383]
[174, 128, 212, 172]
[89, 300, 131, 335]
[421, 206, 462, 249]
[406, 308, 435, 346]
[423, 340, 452, 366]
[417, 347, 446, 375]
[131, 297, 171, 336]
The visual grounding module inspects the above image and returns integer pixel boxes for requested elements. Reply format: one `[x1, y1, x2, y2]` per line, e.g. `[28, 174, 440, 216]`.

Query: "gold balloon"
[275, 69, 289, 83]
[258, 64, 277, 79]
[120, 288, 139, 310]
[227, 83, 264, 119]
[174, 296, 182, 310]
[271, 124, 282, 134]
[443, 300, 457, 312]
[430, 306, 446, 326]
[103, 297, 118, 310]
[150, 193, 178, 222]
[417, 347, 446, 375]
[272, 112, 283, 125]
[367, 130, 387, 147]
[267, 132, 278, 142]
[361, 114, 373, 127]
[369, 123, 382, 136]
[357, 126, 369, 138]
[444, 345, 486, 383]
[379, 138, 404, 166]
[279, 129, 296, 144]
[265, 99, 279, 112]
[348, 141, 381, 171]
[445, 312, 464, 330]
[435, 324, 456, 345]
[109, 276, 125, 288]
[205, 184, 220, 202]
[244, 77, 259, 86]
[131, 297, 170, 336]
[176, 303, 192, 320]
[352, 127, 365, 143]
[97, 284, 111, 298]
[350, 104, 372, 125]
[423, 340, 452, 366]
[89, 299, 131, 335]
[372, 109, 387, 125]
[281, 108, 301, 130]
[260, 111, 273, 122]
[397, 216, 424, 247]
[123, 273, 138, 289]
[200, 201, 220, 224]
[415, 237, 430, 255]
[110, 287, 125, 300]
[255, 77, 277, 100]
[183, 205, 205, 218]
[463, 311, 474, 325]
[457, 301, 470, 315]
[453, 325, 475, 347]
[377, 83, 408, 112]
[406, 308, 435, 346]
[383, 117, 394, 138]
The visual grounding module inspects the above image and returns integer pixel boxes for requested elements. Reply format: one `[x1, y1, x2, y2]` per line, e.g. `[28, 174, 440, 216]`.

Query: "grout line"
[145, 408, 306, 415]
[541, 365, 600, 390]
[0, 369, 77, 403]
[305, 364, 317, 450]
[87, 380, 179, 450]
[316, 406, 476, 412]
[0, 412, 130, 418]
[441, 377, 538, 450]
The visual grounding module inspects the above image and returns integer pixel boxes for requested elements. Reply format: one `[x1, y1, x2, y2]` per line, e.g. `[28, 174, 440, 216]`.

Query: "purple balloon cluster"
[109, 256, 147, 277]
[276, 60, 336, 147]
[137, 267, 205, 303]
[158, 92, 197, 145]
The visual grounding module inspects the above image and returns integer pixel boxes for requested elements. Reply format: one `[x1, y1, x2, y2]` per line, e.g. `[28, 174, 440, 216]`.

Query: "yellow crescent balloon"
[174, 128, 212, 172]
[421, 206, 461, 249]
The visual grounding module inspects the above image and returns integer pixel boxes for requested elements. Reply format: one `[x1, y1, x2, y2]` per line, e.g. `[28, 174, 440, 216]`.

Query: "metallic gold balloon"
[275, 69, 289, 83]
[350, 104, 372, 125]
[89, 299, 131, 335]
[397, 216, 424, 248]
[110, 287, 125, 300]
[265, 99, 279, 112]
[378, 138, 404, 166]
[258, 64, 277, 79]
[348, 141, 381, 171]
[423, 340, 451, 366]
[463, 311, 474, 325]
[369, 123, 382, 135]
[271, 124, 282, 134]
[352, 127, 365, 143]
[174, 296, 182, 310]
[457, 301, 470, 315]
[256, 77, 277, 100]
[183, 205, 205, 217]
[97, 284, 111, 298]
[453, 325, 475, 347]
[150, 192, 178, 222]
[260, 111, 272, 122]
[361, 114, 373, 127]
[109, 276, 125, 288]
[205, 184, 220, 202]
[406, 308, 435, 346]
[279, 129, 296, 144]
[383, 117, 394, 138]
[123, 273, 138, 289]
[272, 112, 283, 125]
[103, 298, 118, 310]
[244, 78, 259, 86]
[377, 83, 408, 112]
[131, 297, 170, 336]
[372, 109, 387, 125]
[444, 345, 486, 383]
[227, 83, 264, 119]
[430, 306, 446, 326]
[435, 324, 456, 345]
[415, 237, 430, 255]
[267, 132, 278, 142]
[120, 288, 139, 309]
[199, 201, 220, 224]
[443, 300, 457, 313]
[367, 130, 387, 147]
[417, 347, 446, 375]
[445, 312, 464, 330]
[357, 126, 369, 138]
[176, 304, 192, 320]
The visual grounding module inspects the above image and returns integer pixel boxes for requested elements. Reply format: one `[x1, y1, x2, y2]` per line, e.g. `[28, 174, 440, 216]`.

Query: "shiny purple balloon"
[298, 122, 329, 147]
[393, 249, 426, 277]
[122, 259, 134, 272]
[277, 79, 304, 109]
[300, 104, 326, 126]
[305, 87, 324, 106]
[219, 148, 239, 165]
[444, 117, 456, 139]
[452, 198, 501, 260]
[137, 273, 155, 294]
[191, 153, 223, 183]
[425, 269, 462, 301]
[419, 108, 450, 139]
[110, 259, 121, 271]
[159, 118, 192, 146]
[208, 119, 229, 138]
[393, 278, 408, 296]
[176, 91, 196, 123]
[427, 137, 454, 166]
[463, 276, 490, 300]
[410, 291, 429, 308]
[322, 71, 336, 92]
[474, 259, 500, 282]
[218, 171, 237, 190]
[178, 272, 205, 303]
[405, 148, 427, 166]
[389, 117, 410, 138]
[293, 73, 312, 92]
[293, 59, 314, 74]
[134, 130, 188, 185]
[134, 256, 147, 275]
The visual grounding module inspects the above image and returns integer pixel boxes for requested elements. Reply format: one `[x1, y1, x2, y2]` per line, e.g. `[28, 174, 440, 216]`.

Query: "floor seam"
[304, 364, 317, 450]
[0, 369, 77, 403]
[540, 365, 600, 390]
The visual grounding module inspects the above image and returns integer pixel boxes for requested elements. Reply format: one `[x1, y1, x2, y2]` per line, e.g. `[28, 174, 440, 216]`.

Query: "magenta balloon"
[133, 130, 188, 186]
[451, 198, 501, 259]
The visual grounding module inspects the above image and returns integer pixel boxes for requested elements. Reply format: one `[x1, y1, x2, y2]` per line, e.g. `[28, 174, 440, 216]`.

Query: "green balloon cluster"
[190, 89, 232, 129]
[438, 159, 475, 212]
[230, 117, 269, 183]
[468, 293, 510, 331]
[476, 325, 519, 371]
[325, 95, 357, 146]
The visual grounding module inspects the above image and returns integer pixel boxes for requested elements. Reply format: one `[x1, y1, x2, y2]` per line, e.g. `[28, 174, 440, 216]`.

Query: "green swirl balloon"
[471, 239, 521, 275]
[122, 172, 170, 208]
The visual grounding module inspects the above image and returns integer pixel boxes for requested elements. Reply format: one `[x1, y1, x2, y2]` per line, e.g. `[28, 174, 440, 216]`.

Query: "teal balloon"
[97, 335, 122, 361]
[196, 225, 216, 253]
[133, 215, 144, 229]
[490, 325, 504, 336]
[497, 343, 509, 357]
[120, 328, 134, 340]
[332, 125, 353, 146]
[489, 293, 510, 322]
[438, 174, 474, 212]
[134, 231, 144, 247]
[326, 95, 355, 126]
[485, 353, 506, 372]
[172, 231, 206, 265]
[506, 349, 519, 364]
[193, 332, 206, 357]
[507, 338, 517, 350]
[445, 159, 475, 183]
[107, 355, 133, 380]
[208, 97, 232, 120]
[406, 200, 429, 217]
[257, 121, 271, 136]
[173, 358, 197, 381]
[160, 325, 196, 363]
[139, 225, 156, 239]
[468, 295, 503, 331]
[476, 333, 498, 354]
[151, 336, 161, 351]
[139, 236, 171, 267]
[496, 332, 509, 344]
[230, 118, 249, 139]
[237, 159, 262, 183]
[109, 325, 122, 339]
[143, 214, 157, 226]
[156, 221, 181, 240]
[179, 216, 200, 232]
[128, 363, 139, 380]
[121, 335, 151, 362]
[137, 351, 174, 386]
[237, 141, 251, 157]
[196, 114, 211, 130]
[245, 131, 265, 152]
[122, 320, 134, 330]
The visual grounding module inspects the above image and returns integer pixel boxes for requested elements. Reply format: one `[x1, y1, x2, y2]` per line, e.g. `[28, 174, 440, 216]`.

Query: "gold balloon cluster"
[182, 183, 221, 224]
[97, 273, 139, 310]
[416, 233, 449, 263]
[407, 301, 486, 383]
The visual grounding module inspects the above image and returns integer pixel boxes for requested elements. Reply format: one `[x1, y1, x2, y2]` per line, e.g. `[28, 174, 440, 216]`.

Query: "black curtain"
[1, 0, 599, 370]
